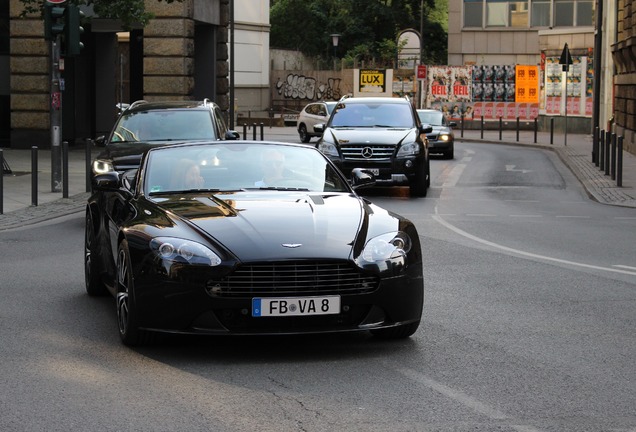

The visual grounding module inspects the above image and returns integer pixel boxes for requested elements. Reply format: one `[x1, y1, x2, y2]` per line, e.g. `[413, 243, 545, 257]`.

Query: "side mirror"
[350, 168, 376, 190]
[313, 124, 325, 134]
[225, 130, 240, 140]
[420, 124, 433, 134]
[94, 136, 106, 147]
[92, 172, 120, 191]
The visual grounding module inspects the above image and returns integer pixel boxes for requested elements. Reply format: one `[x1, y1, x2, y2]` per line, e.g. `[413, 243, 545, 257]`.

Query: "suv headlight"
[396, 142, 420, 157]
[356, 231, 412, 272]
[439, 134, 451, 142]
[317, 141, 339, 157]
[92, 159, 114, 175]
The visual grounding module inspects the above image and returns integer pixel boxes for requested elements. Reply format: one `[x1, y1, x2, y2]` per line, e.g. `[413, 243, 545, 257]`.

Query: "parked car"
[91, 99, 239, 186]
[297, 101, 337, 143]
[315, 96, 432, 197]
[85, 141, 424, 346]
[417, 109, 456, 159]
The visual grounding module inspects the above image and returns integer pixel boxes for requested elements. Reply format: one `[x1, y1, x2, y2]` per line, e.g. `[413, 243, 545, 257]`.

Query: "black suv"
[315, 96, 432, 197]
[91, 99, 239, 180]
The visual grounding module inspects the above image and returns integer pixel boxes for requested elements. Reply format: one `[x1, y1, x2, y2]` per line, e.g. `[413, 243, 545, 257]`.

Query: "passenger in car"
[170, 159, 204, 190]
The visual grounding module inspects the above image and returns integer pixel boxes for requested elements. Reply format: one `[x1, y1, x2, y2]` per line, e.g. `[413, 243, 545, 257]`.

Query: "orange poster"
[515, 66, 539, 103]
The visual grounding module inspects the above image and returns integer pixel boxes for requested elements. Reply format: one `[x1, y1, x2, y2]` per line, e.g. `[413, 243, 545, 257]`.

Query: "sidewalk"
[1, 126, 634, 231]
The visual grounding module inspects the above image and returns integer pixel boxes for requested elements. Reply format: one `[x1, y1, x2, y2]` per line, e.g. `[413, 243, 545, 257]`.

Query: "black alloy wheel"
[84, 210, 108, 296]
[116, 239, 151, 346]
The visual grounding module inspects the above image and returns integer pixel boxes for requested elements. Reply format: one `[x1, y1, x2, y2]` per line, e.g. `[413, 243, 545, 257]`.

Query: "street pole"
[50, 38, 62, 192]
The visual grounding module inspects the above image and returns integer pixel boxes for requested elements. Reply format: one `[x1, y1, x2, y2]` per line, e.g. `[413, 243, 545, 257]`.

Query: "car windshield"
[111, 110, 216, 142]
[144, 143, 350, 194]
[418, 111, 444, 126]
[330, 102, 414, 128]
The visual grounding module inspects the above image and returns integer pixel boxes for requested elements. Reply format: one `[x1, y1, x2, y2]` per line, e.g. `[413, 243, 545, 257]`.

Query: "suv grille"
[207, 261, 379, 298]
[341, 144, 395, 161]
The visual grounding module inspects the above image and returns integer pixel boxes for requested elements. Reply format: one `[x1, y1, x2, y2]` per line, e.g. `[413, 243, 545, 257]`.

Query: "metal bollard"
[617, 136, 623, 187]
[460, 114, 464, 138]
[86, 138, 92, 193]
[32, 147, 38, 207]
[516, 117, 520, 142]
[62, 141, 69, 198]
[252, 123, 257, 140]
[604, 130, 611, 175]
[480, 116, 484, 139]
[260, 123, 264, 141]
[610, 133, 617, 180]
[534, 118, 538, 143]
[499, 117, 502, 141]
[599, 130, 605, 171]
[550, 118, 554, 145]
[242, 123, 247, 140]
[592, 127, 598, 165]
[0, 148, 3, 215]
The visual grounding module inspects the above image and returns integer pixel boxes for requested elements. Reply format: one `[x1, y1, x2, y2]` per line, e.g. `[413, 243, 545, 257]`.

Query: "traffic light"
[44, 3, 66, 41]
[64, 4, 84, 57]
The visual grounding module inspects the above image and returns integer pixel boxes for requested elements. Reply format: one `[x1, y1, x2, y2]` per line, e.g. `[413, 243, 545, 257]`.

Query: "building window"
[464, 0, 484, 27]
[463, 0, 592, 29]
[531, 0, 551, 26]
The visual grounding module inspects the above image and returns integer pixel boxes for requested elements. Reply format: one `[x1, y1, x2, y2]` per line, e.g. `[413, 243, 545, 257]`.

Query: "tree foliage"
[18, 0, 183, 29]
[270, 0, 447, 66]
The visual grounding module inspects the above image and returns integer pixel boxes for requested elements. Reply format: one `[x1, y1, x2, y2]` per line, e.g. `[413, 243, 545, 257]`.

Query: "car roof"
[339, 97, 410, 104]
[124, 100, 216, 114]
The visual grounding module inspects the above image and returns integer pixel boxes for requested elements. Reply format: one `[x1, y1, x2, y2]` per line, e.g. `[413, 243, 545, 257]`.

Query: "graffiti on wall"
[275, 74, 343, 101]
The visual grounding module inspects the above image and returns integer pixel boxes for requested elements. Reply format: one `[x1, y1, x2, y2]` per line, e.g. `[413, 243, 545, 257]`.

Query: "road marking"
[506, 164, 533, 174]
[432, 209, 636, 276]
[556, 215, 591, 219]
[395, 366, 545, 432]
[509, 214, 543, 218]
[466, 213, 497, 217]
[613, 265, 636, 271]
[442, 164, 466, 188]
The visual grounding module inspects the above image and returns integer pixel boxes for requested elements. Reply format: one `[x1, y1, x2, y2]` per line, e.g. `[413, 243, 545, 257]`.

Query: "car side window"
[213, 107, 228, 139]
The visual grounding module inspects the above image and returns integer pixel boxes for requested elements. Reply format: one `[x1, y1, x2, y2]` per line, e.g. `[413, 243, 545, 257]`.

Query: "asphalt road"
[1, 141, 635, 431]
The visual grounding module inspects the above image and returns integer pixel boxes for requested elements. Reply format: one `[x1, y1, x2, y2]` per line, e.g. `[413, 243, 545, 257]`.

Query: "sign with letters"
[359, 69, 386, 93]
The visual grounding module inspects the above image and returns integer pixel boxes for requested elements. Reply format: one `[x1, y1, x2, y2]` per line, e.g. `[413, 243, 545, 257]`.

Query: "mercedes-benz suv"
[315, 96, 431, 197]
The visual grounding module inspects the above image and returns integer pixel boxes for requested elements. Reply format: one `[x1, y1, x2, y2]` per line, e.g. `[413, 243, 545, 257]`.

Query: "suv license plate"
[368, 168, 380, 175]
[252, 296, 341, 317]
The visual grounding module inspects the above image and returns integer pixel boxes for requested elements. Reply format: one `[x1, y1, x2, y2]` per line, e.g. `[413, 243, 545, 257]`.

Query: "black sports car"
[85, 141, 424, 346]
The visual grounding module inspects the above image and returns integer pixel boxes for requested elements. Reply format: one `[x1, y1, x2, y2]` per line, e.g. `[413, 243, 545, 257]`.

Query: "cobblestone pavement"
[1, 127, 634, 232]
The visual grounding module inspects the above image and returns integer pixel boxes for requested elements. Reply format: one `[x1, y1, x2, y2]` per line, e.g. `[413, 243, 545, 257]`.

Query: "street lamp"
[330, 34, 341, 58]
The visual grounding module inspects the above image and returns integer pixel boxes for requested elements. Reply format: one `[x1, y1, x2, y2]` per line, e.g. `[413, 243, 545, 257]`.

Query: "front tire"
[117, 239, 153, 346]
[84, 210, 108, 296]
[371, 320, 420, 339]
[410, 160, 429, 197]
[298, 124, 311, 143]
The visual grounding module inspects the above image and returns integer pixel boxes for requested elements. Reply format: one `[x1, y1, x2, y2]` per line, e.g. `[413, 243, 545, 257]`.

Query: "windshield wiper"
[256, 187, 310, 192]
[149, 188, 245, 196]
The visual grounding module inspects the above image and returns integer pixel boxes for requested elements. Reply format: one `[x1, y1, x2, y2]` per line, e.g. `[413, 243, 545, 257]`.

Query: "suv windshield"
[112, 110, 216, 142]
[418, 111, 444, 126]
[330, 102, 414, 128]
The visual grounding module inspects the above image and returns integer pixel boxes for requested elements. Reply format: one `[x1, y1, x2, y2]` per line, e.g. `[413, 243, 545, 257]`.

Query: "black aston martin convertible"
[85, 141, 424, 346]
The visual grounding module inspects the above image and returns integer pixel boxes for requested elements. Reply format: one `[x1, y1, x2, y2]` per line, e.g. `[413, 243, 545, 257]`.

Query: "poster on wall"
[542, 54, 591, 117]
[359, 69, 386, 93]
[515, 65, 539, 103]
[427, 66, 473, 106]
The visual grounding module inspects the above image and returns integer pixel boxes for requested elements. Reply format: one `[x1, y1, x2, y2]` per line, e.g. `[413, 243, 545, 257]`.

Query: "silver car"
[297, 101, 337, 143]
[417, 109, 456, 159]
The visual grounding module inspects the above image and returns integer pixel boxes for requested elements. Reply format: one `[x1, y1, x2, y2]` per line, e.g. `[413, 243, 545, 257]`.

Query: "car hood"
[151, 192, 398, 262]
[100, 141, 190, 170]
[325, 128, 414, 145]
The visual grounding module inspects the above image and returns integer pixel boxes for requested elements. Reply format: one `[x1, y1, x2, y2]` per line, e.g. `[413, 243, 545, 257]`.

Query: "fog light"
[405, 160, 413, 168]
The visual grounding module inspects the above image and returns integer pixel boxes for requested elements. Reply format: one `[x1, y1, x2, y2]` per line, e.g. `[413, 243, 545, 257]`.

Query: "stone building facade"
[613, 0, 636, 153]
[6, 0, 233, 149]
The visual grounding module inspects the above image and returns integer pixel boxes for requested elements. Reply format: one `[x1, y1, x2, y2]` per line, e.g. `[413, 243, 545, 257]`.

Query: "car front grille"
[340, 144, 395, 161]
[206, 261, 379, 298]
[426, 133, 439, 140]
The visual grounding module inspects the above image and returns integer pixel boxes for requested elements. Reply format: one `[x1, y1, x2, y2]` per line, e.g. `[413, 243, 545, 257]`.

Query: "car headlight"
[396, 142, 420, 156]
[439, 134, 451, 142]
[317, 141, 339, 157]
[92, 159, 114, 174]
[356, 231, 411, 272]
[150, 237, 222, 266]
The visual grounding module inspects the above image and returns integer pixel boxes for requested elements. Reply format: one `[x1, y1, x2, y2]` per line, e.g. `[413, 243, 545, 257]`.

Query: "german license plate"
[368, 168, 380, 176]
[252, 296, 341, 317]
